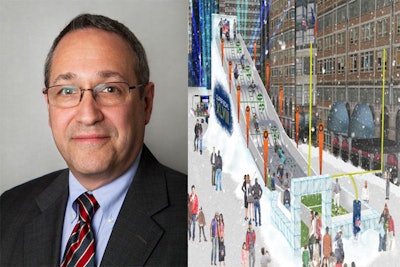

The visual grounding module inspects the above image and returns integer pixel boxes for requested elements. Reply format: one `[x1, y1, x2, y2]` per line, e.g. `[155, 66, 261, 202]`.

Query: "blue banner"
[353, 200, 361, 237]
[213, 82, 233, 135]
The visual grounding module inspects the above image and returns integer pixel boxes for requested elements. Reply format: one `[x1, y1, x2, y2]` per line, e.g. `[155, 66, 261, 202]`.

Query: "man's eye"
[102, 86, 119, 93]
[59, 86, 77, 95]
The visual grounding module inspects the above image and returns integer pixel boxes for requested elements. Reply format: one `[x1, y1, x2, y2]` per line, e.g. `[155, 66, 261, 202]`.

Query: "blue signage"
[213, 82, 233, 135]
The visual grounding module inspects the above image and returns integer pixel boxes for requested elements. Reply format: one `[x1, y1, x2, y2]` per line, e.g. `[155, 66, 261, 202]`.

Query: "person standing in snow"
[308, 211, 316, 259]
[315, 212, 322, 260]
[215, 150, 223, 191]
[210, 147, 217, 186]
[217, 213, 225, 266]
[361, 180, 369, 203]
[302, 244, 310, 267]
[246, 222, 256, 267]
[189, 185, 199, 241]
[197, 207, 207, 242]
[210, 212, 219, 265]
[378, 216, 386, 252]
[194, 119, 202, 152]
[241, 242, 249, 267]
[333, 179, 341, 214]
[323, 226, 332, 259]
[387, 214, 395, 251]
[242, 174, 250, 221]
[385, 169, 391, 200]
[251, 178, 263, 227]
[260, 247, 271, 267]
[334, 228, 344, 265]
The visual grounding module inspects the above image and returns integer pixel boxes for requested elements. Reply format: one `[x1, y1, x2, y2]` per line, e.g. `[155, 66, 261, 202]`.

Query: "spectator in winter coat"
[378, 216, 386, 252]
[283, 184, 290, 209]
[242, 175, 250, 221]
[246, 223, 256, 267]
[189, 185, 199, 241]
[361, 180, 369, 203]
[315, 212, 322, 258]
[323, 226, 332, 259]
[194, 119, 202, 151]
[334, 228, 344, 264]
[215, 151, 223, 191]
[210, 147, 217, 186]
[333, 179, 341, 214]
[197, 207, 207, 242]
[241, 242, 249, 267]
[260, 247, 271, 267]
[302, 244, 310, 267]
[210, 212, 219, 265]
[251, 178, 263, 226]
[387, 215, 395, 251]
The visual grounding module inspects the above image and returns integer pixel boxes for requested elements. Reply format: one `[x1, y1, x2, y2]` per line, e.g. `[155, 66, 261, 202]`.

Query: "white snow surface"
[188, 37, 399, 266]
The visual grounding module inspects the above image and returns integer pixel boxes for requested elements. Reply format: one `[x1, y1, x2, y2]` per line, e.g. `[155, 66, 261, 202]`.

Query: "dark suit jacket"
[0, 145, 187, 266]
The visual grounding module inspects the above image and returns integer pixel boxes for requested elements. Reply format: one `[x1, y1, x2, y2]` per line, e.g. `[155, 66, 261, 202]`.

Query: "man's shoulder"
[1, 169, 67, 203]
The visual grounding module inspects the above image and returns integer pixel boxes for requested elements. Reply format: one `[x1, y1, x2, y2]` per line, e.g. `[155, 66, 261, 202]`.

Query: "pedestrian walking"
[302, 244, 310, 267]
[252, 178, 263, 226]
[210, 212, 219, 265]
[385, 169, 390, 200]
[334, 228, 344, 265]
[283, 183, 290, 210]
[194, 119, 202, 152]
[189, 185, 199, 241]
[246, 222, 256, 267]
[315, 212, 322, 259]
[361, 180, 369, 203]
[241, 242, 249, 267]
[210, 147, 217, 186]
[333, 179, 341, 214]
[242, 174, 250, 221]
[217, 213, 225, 266]
[198, 207, 207, 242]
[247, 175, 255, 222]
[387, 214, 395, 251]
[308, 211, 316, 259]
[215, 150, 223, 191]
[323, 226, 332, 259]
[260, 247, 271, 267]
[378, 216, 386, 252]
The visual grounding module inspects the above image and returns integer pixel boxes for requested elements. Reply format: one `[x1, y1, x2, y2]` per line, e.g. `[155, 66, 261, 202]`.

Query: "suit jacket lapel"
[101, 146, 169, 266]
[24, 170, 69, 266]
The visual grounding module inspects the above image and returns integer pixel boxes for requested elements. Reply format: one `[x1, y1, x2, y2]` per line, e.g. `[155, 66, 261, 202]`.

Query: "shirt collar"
[68, 148, 142, 212]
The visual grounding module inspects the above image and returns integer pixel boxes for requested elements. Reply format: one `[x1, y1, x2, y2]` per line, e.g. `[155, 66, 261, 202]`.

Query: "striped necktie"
[61, 192, 99, 267]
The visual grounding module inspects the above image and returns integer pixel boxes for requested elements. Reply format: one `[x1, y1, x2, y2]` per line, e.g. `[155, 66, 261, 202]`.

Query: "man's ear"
[143, 82, 155, 125]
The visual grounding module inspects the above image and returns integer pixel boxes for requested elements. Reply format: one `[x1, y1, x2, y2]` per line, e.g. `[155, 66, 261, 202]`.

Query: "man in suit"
[0, 14, 187, 266]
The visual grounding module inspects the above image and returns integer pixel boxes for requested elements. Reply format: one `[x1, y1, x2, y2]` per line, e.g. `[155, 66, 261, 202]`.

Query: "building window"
[397, 15, 400, 34]
[397, 47, 400, 70]
[377, 18, 388, 38]
[361, 51, 374, 72]
[324, 36, 332, 50]
[337, 31, 345, 46]
[290, 65, 295, 77]
[361, 22, 374, 42]
[350, 54, 358, 73]
[318, 60, 323, 74]
[377, 51, 388, 71]
[324, 58, 335, 74]
[337, 56, 345, 74]
[317, 39, 323, 51]
[349, 27, 358, 44]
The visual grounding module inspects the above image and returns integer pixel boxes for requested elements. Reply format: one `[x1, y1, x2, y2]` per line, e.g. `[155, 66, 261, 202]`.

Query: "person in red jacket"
[189, 185, 199, 241]
[246, 223, 256, 267]
[387, 214, 395, 251]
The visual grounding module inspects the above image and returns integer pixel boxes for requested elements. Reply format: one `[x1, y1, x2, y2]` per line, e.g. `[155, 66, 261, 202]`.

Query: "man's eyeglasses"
[42, 82, 143, 108]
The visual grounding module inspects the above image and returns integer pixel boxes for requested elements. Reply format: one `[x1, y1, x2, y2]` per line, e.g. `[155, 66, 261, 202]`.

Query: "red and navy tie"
[61, 192, 99, 267]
